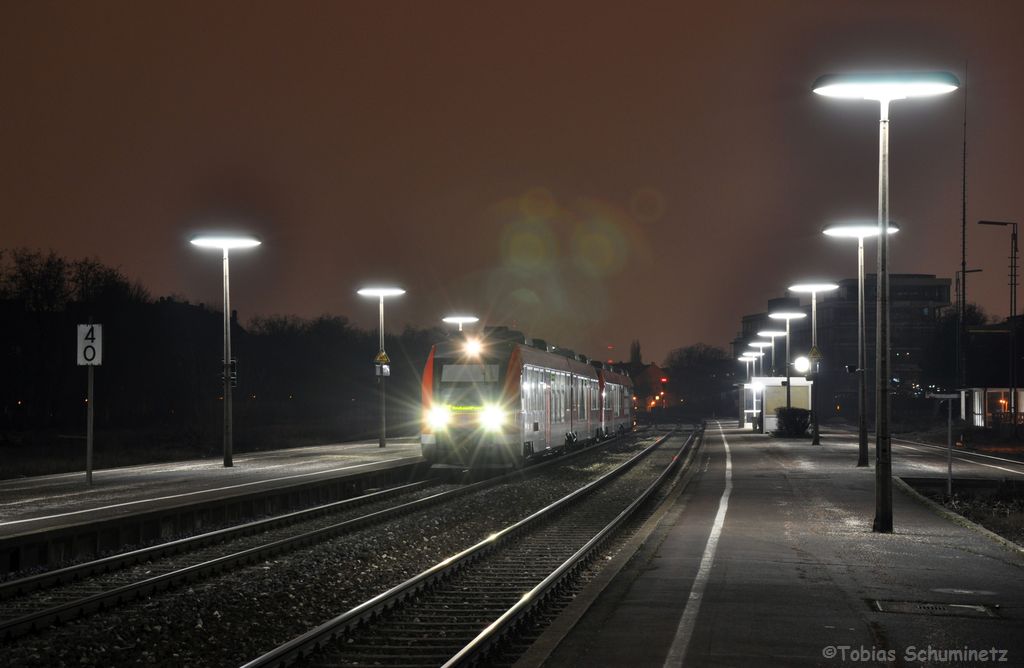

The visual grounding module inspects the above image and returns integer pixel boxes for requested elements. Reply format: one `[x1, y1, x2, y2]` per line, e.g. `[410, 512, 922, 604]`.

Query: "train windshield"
[440, 364, 500, 383]
[436, 363, 501, 405]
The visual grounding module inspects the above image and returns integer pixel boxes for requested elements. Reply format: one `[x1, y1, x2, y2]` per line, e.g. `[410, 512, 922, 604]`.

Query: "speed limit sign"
[77, 324, 103, 366]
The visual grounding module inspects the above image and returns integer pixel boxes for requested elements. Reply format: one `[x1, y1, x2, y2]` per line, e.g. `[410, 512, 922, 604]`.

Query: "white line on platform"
[0, 458, 405, 527]
[664, 421, 732, 667]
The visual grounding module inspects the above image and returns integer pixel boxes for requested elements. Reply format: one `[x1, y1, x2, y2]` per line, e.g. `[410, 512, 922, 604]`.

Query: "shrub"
[775, 407, 810, 437]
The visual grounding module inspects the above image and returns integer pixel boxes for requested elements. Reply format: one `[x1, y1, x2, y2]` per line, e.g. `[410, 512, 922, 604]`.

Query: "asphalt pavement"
[533, 422, 1024, 667]
[0, 437, 422, 538]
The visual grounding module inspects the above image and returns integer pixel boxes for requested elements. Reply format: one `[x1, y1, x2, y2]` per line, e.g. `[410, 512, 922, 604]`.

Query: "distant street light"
[790, 282, 839, 445]
[747, 341, 772, 375]
[824, 222, 899, 466]
[768, 311, 806, 409]
[738, 355, 756, 427]
[978, 220, 1019, 418]
[190, 234, 262, 467]
[757, 329, 787, 375]
[738, 355, 756, 381]
[358, 286, 406, 448]
[814, 69, 959, 533]
[442, 315, 479, 332]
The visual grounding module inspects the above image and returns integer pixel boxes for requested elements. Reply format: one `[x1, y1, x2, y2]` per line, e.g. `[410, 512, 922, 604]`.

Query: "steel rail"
[0, 431, 637, 639]
[0, 480, 430, 601]
[240, 429, 675, 668]
[444, 427, 701, 666]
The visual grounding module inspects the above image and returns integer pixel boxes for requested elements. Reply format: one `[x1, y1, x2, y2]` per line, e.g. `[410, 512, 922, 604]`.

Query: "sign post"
[374, 350, 390, 448]
[77, 324, 103, 485]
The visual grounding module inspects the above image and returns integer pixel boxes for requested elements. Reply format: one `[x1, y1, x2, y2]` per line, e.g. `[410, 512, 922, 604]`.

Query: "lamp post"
[358, 286, 406, 448]
[768, 311, 806, 409]
[751, 381, 764, 431]
[757, 329, 787, 375]
[978, 220, 1019, 419]
[738, 355, 755, 381]
[190, 234, 262, 467]
[739, 354, 757, 428]
[955, 268, 983, 403]
[814, 70, 959, 533]
[823, 223, 899, 465]
[744, 350, 765, 376]
[442, 315, 479, 332]
[748, 341, 772, 376]
[789, 282, 839, 444]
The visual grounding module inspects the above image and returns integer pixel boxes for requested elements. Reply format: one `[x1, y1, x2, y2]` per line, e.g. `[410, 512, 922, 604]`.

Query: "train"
[420, 327, 634, 468]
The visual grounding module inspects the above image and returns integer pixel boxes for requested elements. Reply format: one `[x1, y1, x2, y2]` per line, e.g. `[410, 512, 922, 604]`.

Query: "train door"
[569, 374, 575, 440]
[544, 372, 552, 451]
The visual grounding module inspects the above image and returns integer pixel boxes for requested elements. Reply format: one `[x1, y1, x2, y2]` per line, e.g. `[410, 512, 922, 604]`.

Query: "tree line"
[0, 249, 446, 453]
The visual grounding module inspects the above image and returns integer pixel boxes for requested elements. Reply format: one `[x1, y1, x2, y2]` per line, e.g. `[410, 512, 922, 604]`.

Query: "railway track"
[243, 427, 700, 667]
[0, 430, 643, 641]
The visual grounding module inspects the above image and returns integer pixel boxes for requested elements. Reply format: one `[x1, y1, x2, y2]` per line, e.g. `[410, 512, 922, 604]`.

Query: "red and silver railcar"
[421, 328, 633, 468]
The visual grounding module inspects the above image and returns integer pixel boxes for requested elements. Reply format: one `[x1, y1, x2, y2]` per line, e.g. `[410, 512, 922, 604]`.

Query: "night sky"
[3, 2, 1023, 364]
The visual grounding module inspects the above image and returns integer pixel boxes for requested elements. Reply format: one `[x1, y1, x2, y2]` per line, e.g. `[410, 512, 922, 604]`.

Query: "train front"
[421, 337, 521, 468]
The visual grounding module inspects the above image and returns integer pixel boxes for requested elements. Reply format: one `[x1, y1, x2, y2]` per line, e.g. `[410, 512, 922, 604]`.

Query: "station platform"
[0, 437, 424, 573]
[525, 423, 1024, 667]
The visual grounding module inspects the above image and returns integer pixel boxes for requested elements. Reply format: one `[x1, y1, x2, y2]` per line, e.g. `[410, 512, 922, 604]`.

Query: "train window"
[441, 364, 499, 383]
[591, 380, 599, 410]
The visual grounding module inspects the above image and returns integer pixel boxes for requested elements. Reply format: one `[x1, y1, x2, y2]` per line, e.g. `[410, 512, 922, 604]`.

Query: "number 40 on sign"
[77, 324, 103, 366]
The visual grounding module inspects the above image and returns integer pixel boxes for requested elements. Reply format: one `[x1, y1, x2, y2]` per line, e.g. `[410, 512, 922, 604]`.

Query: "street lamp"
[768, 311, 806, 409]
[358, 286, 406, 448]
[190, 234, 262, 467]
[978, 220, 1019, 419]
[738, 355, 755, 381]
[751, 381, 764, 430]
[823, 222, 899, 465]
[738, 355, 757, 428]
[747, 341, 772, 375]
[757, 329, 787, 375]
[442, 315, 479, 332]
[815, 70, 959, 533]
[789, 282, 839, 445]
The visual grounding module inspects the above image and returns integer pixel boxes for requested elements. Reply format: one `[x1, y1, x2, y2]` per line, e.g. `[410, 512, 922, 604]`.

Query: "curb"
[893, 476, 1024, 565]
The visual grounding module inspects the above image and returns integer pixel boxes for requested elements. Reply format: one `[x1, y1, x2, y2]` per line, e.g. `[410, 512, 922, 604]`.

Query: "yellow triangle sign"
[374, 350, 391, 365]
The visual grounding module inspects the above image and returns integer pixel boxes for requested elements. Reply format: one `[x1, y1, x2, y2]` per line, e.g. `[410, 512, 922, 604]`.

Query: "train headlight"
[464, 338, 483, 357]
[428, 405, 451, 430]
[480, 404, 506, 432]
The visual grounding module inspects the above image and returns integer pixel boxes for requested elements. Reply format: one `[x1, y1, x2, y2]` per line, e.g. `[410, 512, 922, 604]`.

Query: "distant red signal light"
[660, 377, 668, 383]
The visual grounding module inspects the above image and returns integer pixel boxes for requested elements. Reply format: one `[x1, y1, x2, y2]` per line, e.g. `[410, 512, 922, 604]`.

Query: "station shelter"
[960, 387, 1024, 427]
[740, 376, 813, 433]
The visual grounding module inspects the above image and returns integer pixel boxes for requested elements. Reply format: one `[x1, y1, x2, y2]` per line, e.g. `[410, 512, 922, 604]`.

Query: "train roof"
[433, 326, 631, 381]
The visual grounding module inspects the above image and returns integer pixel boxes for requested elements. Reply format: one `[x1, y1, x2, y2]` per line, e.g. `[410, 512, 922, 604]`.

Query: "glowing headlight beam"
[480, 404, 506, 431]
[427, 405, 451, 430]
[464, 338, 483, 357]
